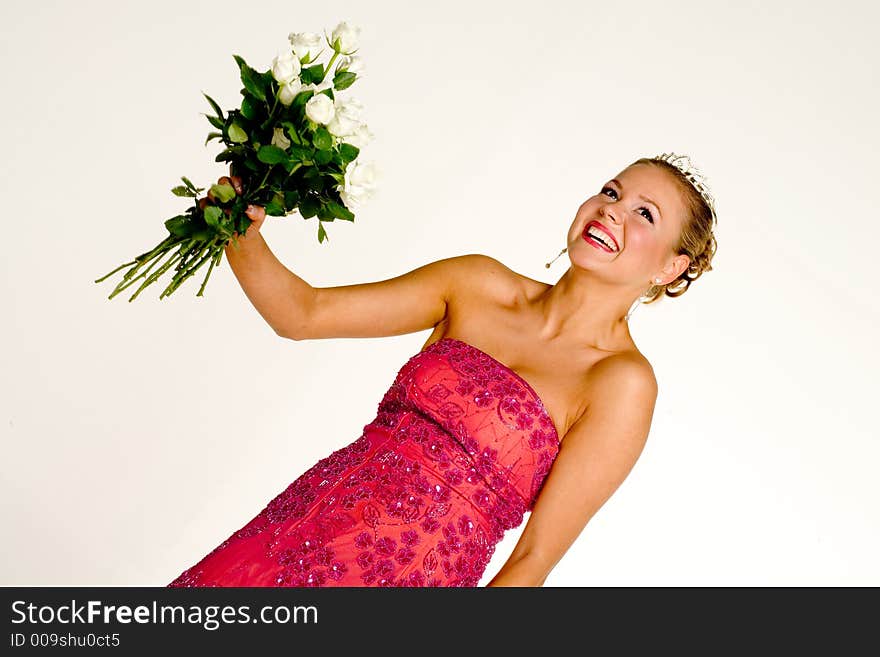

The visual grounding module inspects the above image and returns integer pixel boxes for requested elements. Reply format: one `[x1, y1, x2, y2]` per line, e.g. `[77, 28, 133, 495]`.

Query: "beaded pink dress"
[168, 337, 560, 587]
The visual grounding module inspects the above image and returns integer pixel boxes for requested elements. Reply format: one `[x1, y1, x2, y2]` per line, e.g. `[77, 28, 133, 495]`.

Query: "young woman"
[168, 153, 718, 587]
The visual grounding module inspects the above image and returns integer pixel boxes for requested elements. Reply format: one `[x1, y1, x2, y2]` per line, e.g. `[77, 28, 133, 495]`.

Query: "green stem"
[167, 240, 212, 290]
[96, 235, 175, 285]
[323, 52, 339, 82]
[197, 245, 225, 297]
[161, 239, 218, 298]
[127, 247, 185, 302]
[106, 240, 180, 300]
[254, 165, 274, 195]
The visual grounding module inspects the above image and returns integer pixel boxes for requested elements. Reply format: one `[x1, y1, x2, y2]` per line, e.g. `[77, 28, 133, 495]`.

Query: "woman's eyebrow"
[610, 178, 663, 220]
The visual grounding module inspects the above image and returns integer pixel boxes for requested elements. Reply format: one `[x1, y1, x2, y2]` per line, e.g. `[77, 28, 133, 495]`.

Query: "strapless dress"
[168, 337, 561, 587]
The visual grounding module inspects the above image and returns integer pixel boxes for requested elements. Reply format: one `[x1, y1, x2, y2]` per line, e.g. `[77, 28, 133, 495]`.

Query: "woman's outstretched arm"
[224, 193, 490, 341]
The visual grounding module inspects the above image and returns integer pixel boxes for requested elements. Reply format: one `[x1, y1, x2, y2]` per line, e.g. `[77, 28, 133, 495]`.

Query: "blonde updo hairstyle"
[629, 156, 718, 304]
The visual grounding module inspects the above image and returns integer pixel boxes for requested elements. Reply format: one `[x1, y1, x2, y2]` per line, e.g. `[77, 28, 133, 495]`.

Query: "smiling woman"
[166, 151, 719, 588]
[623, 154, 719, 304]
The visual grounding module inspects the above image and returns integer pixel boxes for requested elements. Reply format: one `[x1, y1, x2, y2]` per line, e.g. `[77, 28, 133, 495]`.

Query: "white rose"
[343, 123, 374, 149]
[288, 31, 323, 62]
[327, 114, 359, 138]
[346, 160, 380, 190]
[330, 21, 361, 54]
[271, 126, 291, 150]
[339, 187, 367, 212]
[338, 159, 380, 210]
[335, 97, 364, 122]
[271, 49, 300, 84]
[302, 77, 333, 94]
[337, 54, 365, 75]
[278, 78, 302, 106]
[305, 93, 335, 124]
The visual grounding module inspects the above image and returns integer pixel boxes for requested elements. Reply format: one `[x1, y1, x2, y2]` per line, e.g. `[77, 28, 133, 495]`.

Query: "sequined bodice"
[375, 337, 561, 509]
[168, 337, 561, 587]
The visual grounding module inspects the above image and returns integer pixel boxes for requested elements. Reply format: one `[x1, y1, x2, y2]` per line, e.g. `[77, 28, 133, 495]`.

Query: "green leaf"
[203, 206, 223, 230]
[337, 143, 360, 164]
[261, 70, 276, 96]
[257, 144, 288, 164]
[202, 92, 225, 121]
[317, 222, 327, 243]
[299, 194, 320, 218]
[326, 199, 355, 221]
[293, 89, 314, 107]
[333, 71, 356, 91]
[215, 148, 235, 163]
[179, 177, 204, 194]
[304, 64, 324, 82]
[283, 190, 301, 208]
[288, 145, 312, 162]
[317, 202, 335, 221]
[165, 214, 193, 237]
[302, 167, 324, 192]
[240, 95, 258, 120]
[228, 122, 248, 143]
[204, 131, 223, 146]
[204, 113, 225, 130]
[264, 192, 286, 216]
[233, 54, 267, 102]
[281, 121, 302, 144]
[314, 148, 332, 165]
[210, 183, 236, 203]
[171, 185, 196, 197]
[312, 126, 332, 150]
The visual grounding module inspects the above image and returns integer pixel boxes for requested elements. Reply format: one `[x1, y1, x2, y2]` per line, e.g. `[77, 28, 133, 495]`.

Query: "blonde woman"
[168, 153, 718, 587]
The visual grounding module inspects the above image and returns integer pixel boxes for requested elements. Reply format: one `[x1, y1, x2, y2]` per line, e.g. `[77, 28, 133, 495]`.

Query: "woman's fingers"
[229, 175, 244, 195]
[245, 204, 266, 222]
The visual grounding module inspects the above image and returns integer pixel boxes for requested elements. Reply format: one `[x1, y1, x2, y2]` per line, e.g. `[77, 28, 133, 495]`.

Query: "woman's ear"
[656, 254, 690, 284]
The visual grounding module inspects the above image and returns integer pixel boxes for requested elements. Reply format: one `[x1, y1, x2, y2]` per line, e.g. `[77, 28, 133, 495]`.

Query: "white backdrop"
[1, 0, 877, 586]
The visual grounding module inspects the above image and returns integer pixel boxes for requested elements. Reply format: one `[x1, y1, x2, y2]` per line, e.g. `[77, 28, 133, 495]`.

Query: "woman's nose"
[600, 204, 621, 225]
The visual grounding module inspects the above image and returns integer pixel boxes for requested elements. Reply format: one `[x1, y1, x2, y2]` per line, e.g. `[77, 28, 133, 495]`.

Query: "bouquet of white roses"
[96, 21, 380, 302]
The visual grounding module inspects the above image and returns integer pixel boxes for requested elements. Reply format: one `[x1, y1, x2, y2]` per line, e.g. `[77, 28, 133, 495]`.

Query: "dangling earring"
[545, 247, 567, 268]
[625, 278, 662, 321]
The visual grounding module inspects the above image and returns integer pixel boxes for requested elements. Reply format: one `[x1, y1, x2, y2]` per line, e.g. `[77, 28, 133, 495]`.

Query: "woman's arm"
[486, 354, 658, 586]
[222, 185, 491, 340]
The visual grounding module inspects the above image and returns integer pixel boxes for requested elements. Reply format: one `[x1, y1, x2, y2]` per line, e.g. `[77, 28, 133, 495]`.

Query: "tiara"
[654, 152, 717, 224]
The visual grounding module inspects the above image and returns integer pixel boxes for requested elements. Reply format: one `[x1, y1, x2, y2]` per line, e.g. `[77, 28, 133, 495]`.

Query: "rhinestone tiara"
[654, 152, 717, 224]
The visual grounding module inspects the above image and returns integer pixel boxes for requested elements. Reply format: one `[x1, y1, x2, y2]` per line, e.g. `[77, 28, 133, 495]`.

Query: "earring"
[625, 279, 662, 321]
[545, 247, 567, 268]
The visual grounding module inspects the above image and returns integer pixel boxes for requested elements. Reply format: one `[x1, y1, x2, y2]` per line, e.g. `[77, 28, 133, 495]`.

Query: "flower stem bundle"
[96, 21, 380, 302]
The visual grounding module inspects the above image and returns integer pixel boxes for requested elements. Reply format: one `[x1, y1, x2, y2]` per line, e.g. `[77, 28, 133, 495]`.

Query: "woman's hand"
[199, 171, 267, 239]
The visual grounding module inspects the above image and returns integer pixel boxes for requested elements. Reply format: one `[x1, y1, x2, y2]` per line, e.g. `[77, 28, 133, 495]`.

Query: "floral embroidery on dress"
[168, 337, 560, 588]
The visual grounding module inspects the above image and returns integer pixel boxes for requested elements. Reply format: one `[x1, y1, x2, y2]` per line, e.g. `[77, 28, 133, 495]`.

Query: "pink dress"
[168, 337, 560, 587]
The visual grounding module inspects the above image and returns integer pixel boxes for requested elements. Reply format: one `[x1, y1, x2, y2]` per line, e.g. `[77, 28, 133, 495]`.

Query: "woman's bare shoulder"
[446, 254, 526, 299]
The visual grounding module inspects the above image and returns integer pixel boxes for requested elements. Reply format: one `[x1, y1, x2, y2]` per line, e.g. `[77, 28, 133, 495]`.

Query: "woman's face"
[567, 163, 690, 288]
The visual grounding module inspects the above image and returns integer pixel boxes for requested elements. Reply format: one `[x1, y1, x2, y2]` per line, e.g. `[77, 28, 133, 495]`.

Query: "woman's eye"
[601, 186, 654, 224]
